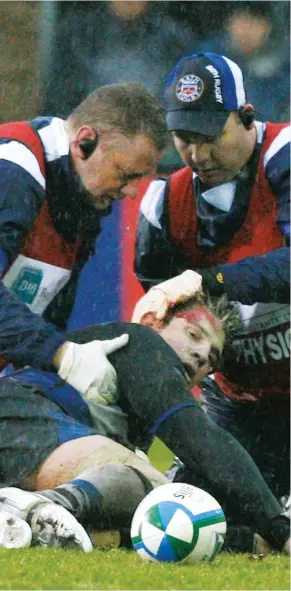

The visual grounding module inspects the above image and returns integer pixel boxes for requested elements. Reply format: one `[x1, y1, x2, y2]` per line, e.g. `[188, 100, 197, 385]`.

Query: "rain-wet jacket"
[0, 117, 102, 369]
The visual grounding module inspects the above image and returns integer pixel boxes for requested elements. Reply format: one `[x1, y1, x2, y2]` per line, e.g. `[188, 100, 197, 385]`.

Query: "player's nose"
[190, 342, 211, 369]
[190, 142, 211, 165]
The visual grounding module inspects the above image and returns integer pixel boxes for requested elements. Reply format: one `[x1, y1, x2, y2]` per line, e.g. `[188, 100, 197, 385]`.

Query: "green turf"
[0, 548, 289, 590]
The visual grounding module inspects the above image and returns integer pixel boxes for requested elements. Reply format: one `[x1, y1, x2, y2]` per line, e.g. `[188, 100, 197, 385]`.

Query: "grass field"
[0, 548, 289, 590]
[0, 439, 289, 591]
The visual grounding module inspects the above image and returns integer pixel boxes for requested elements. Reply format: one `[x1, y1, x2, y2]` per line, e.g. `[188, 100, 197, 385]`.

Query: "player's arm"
[196, 246, 289, 304]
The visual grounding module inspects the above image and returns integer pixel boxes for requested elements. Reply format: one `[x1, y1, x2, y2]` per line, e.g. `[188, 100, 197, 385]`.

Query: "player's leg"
[241, 400, 289, 502]
[0, 360, 166, 548]
[0, 376, 99, 550]
[200, 377, 290, 500]
[20, 434, 168, 534]
[199, 377, 290, 552]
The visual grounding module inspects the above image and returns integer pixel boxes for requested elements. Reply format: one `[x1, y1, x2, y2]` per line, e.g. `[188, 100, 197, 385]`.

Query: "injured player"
[0, 295, 289, 555]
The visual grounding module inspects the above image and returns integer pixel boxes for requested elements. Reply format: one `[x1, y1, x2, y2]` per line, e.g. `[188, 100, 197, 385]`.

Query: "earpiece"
[79, 134, 99, 159]
[238, 105, 255, 130]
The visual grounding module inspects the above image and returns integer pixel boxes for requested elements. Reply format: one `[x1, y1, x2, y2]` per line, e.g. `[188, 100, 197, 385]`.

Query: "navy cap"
[164, 52, 246, 136]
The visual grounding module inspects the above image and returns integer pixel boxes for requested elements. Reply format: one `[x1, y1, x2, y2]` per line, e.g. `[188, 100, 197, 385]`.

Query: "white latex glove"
[132, 270, 203, 323]
[57, 335, 129, 405]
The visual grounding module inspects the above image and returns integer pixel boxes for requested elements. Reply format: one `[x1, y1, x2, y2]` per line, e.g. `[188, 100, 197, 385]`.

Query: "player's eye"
[186, 326, 201, 341]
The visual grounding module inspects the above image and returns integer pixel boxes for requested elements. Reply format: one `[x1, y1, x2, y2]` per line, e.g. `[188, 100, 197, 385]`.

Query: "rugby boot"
[0, 508, 32, 548]
[0, 487, 93, 552]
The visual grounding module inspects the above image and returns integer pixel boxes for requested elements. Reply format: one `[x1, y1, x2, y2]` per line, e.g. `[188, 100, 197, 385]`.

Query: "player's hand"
[55, 335, 129, 405]
[252, 533, 291, 557]
[252, 533, 272, 557]
[132, 270, 203, 323]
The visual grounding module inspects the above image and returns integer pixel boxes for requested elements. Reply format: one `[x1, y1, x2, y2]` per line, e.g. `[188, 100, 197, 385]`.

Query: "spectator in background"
[198, 1, 290, 122]
[42, 0, 199, 172]
[42, 1, 290, 156]
[167, 1, 236, 38]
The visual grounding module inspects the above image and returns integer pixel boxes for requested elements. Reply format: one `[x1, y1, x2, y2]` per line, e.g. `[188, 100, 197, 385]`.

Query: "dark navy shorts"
[0, 367, 99, 487]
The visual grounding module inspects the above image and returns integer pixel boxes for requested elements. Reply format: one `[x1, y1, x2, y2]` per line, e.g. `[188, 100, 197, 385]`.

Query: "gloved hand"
[57, 335, 129, 405]
[132, 270, 203, 323]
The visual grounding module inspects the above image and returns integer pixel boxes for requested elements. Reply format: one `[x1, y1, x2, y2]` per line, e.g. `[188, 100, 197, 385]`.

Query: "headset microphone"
[238, 105, 255, 130]
[79, 134, 99, 159]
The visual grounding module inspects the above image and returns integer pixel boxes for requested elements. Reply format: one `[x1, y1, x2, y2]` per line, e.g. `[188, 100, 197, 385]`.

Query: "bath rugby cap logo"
[164, 52, 246, 136]
[176, 75, 204, 103]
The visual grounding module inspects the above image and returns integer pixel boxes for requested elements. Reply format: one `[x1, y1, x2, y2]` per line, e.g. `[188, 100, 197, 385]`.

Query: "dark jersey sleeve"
[199, 247, 290, 304]
[0, 279, 66, 368]
[67, 321, 287, 549]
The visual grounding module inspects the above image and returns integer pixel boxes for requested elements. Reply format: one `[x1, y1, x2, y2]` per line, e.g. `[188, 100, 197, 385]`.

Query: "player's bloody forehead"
[175, 306, 221, 332]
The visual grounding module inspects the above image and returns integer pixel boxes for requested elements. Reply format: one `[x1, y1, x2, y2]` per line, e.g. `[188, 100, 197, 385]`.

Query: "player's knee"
[125, 449, 168, 489]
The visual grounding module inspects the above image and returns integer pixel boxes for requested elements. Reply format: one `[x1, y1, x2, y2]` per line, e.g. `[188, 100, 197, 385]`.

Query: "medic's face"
[70, 130, 160, 210]
[172, 112, 255, 187]
[158, 306, 225, 386]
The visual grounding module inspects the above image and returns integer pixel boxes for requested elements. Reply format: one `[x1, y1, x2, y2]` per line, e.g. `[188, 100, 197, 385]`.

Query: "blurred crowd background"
[1, 1, 290, 170]
[1, 0, 290, 324]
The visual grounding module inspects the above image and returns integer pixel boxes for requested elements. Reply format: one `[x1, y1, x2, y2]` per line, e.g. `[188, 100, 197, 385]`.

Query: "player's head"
[67, 83, 167, 210]
[164, 52, 256, 186]
[140, 294, 240, 387]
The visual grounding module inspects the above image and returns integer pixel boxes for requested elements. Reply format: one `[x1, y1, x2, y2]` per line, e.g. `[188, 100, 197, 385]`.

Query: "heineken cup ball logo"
[131, 482, 226, 563]
[176, 74, 204, 103]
